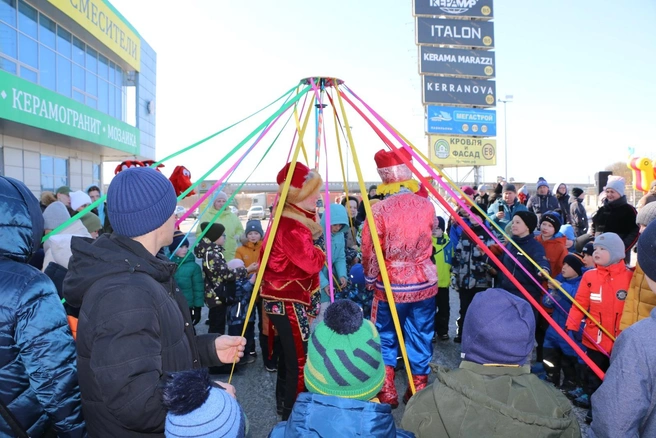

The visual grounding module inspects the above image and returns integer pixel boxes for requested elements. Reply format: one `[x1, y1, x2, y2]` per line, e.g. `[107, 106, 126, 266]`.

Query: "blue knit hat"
[461, 288, 535, 365]
[169, 230, 189, 254]
[163, 369, 245, 438]
[244, 220, 264, 239]
[107, 168, 177, 237]
[349, 263, 365, 286]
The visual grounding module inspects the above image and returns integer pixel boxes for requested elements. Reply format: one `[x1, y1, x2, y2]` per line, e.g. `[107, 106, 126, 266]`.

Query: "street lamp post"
[497, 95, 513, 181]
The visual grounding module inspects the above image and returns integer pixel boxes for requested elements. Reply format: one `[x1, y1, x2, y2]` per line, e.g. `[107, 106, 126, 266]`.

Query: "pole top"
[300, 77, 344, 87]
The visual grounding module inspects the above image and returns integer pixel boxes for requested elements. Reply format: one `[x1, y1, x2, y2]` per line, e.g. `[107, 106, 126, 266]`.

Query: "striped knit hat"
[305, 300, 384, 400]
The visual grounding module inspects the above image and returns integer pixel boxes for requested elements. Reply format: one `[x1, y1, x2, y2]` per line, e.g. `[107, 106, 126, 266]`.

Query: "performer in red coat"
[260, 161, 325, 420]
[361, 148, 438, 408]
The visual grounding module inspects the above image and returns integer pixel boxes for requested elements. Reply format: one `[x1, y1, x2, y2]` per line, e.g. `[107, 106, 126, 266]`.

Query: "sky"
[107, 0, 656, 188]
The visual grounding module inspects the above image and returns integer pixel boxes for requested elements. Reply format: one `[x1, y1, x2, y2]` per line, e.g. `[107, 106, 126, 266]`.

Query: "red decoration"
[374, 148, 412, 170]
[114, 160, 145, 175]
[169, 165, 195, 198]
[276, 162, 311, 189]
[141, 160, 165, 172]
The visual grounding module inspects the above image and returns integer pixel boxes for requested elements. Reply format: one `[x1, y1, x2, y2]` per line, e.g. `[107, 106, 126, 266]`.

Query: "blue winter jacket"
[499, 233, 551, 301]
[590, 308, 656, 438]
[543, 274, 583, 355]
[319, 204, 349, 301]
[268, 392, 414, 437]
[0, 176, 85, 437]
[486, 198, 528, 237]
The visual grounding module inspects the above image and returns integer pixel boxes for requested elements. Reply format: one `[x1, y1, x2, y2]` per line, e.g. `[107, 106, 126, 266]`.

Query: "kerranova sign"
[48, 0, 140, 71]
[416, 17, 494, 49]
[423, 76, 496, 107]
[0, 70, 139, 154]
[413, 0, 494, 19]
[429, 135, 496, 167]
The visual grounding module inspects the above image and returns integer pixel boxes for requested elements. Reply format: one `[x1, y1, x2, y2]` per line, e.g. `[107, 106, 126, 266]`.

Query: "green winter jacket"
[402, 361, 581, 438]
[172, 254, 205, 308]
[199, 209, 244, 261]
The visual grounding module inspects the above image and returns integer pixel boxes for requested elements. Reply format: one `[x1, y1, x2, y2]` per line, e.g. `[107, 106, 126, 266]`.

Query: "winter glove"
[191, 307, 202, 325]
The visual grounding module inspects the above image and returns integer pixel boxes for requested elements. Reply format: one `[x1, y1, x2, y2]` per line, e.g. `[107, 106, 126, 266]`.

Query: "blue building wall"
[137, 40, 156, 159]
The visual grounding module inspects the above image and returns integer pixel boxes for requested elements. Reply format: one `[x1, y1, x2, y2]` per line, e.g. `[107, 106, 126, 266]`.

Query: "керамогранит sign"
[429, 135, 497, 167]
[423, 76, 496, 107]
[419, 46, 495, 78]
[413, 0, 494, 19]
[0, 70, 139, 154]
[416, 17, 494, 48]
[426, 105, 496, 136]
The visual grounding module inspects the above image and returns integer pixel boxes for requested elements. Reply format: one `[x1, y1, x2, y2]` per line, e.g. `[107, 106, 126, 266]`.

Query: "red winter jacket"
[566, 261, 633, 354]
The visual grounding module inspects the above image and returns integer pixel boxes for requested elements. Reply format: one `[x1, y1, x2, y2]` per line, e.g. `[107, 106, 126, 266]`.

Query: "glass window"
[41, 155, 68, 193]
[0, 55, 16, 73]
[73, 90, 84, 103]
[86, 70, 96, 96]
[39, 45, 55, 90]
[0, 22, 17, 58]
[17, 0, 36, 38]
[72, 62, 83, 89]
[72, 36, 84, 65]
[0, 0, 17, 27]
[54, 157, 67, 176]
[98, 78, 108, 113]
[115, 86, 122, 119]
[86, 96, 96, 109]
[18, 32, 36, 67]
[19, 65, 36, 82]
[108, 83, 115, 117]
[92, 163, 100, 186]
[114, 64, 122, 86]
[56, 26, 70, 57]
[56, 54, 71, 97]
[41, 174, 54, 192]
[108, 60, 114, 83]
[38, 13, 55, 49]
[98, 53, 108, 79]
[85, 45, 96, 73]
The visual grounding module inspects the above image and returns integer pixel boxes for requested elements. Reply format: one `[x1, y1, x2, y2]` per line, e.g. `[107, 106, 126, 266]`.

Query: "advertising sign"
[429, 135, 496, 167]
[419, 46, 495, 78]
[48, 0, 141, 71]
[416, 17, 493, 48]
[426, 105, 496, 136]
[423, 76, 495, 106]
[0, 70, 140, 154]
[413, 0, 494, 19]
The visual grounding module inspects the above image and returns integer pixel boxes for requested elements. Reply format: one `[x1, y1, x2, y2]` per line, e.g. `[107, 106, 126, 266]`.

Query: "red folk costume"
[260, 162, 325, 421]
[361, 148, 437, 408]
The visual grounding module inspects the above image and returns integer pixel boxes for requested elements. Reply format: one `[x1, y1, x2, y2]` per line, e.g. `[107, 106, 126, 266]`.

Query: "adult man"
[361, 148, 437, 408]
[527, 178, 558, 220]
[590, 177, 639, 262]
[486, 184, 528, 238]
[474, 184, 489, 212]
[56, 185, 76, 216]
[63, 167, 245, 437]
[87, 184, 109, 232]
[0, 176, 86, 437]
[200, 191, 243, 261]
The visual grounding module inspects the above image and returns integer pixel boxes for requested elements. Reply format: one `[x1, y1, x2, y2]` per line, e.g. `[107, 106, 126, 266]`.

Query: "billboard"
[416, 17, 493, 48]
[429, 135, 497, 167]
[419, 46, 495, 78]
[423, 76, 495, 107]
[48, 0, 141, 70]
[413, 0, 494, 19]
[426, 105, 496, 136]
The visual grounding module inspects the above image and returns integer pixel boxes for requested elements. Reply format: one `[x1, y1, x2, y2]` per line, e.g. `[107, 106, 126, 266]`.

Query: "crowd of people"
[1, 155, 656, 436]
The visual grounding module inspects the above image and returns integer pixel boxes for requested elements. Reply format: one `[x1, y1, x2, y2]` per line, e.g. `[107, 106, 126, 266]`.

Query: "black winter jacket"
[63, 234, 224, 437]
[570, 198, 588, 237]
[591, 196, 640, 254]
[0, 176, 85, 437]
[526, 194, 559, 219]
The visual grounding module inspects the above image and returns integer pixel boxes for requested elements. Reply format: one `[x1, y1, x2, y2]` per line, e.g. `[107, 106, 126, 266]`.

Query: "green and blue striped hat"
[304, 300, 385, 400]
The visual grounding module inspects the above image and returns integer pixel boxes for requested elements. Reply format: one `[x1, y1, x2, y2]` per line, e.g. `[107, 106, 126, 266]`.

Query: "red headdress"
[373, 148, 418, 195]
[276, 162, 323, 205]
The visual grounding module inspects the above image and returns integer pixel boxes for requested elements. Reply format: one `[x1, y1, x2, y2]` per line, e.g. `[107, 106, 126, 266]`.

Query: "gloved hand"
[191, 307, 202, 325]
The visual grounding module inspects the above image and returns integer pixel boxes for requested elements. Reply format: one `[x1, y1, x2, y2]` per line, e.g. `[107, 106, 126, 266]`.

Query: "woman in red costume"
[361, 148, 438, 408]
[260, 162, 326, 420]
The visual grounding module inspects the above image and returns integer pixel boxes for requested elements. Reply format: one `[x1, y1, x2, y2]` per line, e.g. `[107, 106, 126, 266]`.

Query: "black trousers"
[269, 307, 308, 421]
[542, 348, 578, 388]
[586, 349, 610, 397]
[456, 287, 485, 336]
[434, 287, 450, 336]
[227, 321, 255, 354]
[208, 303, 226, 335]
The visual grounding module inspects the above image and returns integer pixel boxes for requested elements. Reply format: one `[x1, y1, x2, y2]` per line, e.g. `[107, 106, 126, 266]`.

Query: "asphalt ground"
[181, 218, 591, 438]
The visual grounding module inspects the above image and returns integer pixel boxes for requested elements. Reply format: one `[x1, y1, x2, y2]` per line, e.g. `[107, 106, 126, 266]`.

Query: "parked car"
[188, 208, 199, 219]
[229, 205, 239, 215]
[174, 205, 186, 217]
[247, 205, 266, 220]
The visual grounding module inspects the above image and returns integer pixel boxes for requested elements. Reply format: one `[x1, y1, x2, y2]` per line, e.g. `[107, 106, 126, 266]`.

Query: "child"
[566, 232, 633, 423]
[581, 242, 595, 269]
[536, 212, 569, 277]
[163, 368, 246, 437]
[589, 221, 656, 437]
[269, 300, 412, 437]
[335, 263, 374, 320]
[316, 203, 349, 325]
[226, 259, 257, 364]
[542, 254, 585, 390]
[432, 217, 452, 341]
[170, 230, 204, 325]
